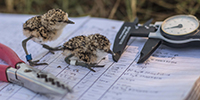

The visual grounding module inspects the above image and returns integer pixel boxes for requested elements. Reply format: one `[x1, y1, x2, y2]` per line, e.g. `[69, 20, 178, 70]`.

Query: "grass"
[1, 0, 200, 22]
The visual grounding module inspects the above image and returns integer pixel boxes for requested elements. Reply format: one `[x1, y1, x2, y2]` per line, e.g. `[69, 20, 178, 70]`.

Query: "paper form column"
[100, 39, 200, 100]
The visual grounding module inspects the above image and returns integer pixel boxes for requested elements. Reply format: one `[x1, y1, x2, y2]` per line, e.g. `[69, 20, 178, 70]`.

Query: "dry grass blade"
[5, 0, 14, 12]
[109, 0, 121, 19]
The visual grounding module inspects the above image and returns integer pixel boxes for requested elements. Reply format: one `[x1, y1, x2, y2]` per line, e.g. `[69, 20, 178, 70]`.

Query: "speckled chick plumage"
[62, 33, 111, 64]
[23, 8, 71, 43]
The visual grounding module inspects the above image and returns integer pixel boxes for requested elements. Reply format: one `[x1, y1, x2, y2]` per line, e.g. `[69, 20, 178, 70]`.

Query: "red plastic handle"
[0, 43, 24, 68]
[0, 65, 10, 82]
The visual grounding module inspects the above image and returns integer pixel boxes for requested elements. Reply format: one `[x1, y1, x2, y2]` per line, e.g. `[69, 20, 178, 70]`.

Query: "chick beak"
[65, 19, 75, 24]
[108, 49, 116, 56]
[107, 49, 120, 62]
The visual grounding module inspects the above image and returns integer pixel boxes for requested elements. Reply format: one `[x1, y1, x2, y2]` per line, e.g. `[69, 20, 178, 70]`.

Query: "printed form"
[0, 13, 200, 100]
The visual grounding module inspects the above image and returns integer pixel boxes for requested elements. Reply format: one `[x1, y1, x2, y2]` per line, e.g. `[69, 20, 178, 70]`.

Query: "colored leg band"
[70, 60, 77, 66]
[26, 54, 32, 61]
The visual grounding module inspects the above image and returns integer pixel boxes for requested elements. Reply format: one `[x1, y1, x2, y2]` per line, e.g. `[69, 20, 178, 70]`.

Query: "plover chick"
[22, 8, 74, 66]
[62, 33, 115, 72]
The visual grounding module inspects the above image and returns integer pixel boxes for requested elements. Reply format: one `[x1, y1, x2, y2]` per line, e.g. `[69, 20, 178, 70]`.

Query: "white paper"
[0, 13, 200, 100]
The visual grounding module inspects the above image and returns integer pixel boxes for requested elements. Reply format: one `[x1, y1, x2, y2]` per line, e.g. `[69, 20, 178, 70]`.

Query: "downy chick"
[22, 8, 74, 66]
[62, 33, 115, 72]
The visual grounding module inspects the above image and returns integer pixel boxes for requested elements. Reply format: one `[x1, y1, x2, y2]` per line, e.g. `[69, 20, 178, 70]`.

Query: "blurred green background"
[1, 0, 200, 22]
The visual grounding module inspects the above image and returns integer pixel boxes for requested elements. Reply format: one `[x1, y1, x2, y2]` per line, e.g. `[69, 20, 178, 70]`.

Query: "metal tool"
[0, 43, 72, 95]
[112, 17, 157, 62]
[113, 15, 200, 63]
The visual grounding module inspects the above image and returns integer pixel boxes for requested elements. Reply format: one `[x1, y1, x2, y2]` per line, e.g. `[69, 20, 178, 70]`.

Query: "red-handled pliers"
[0, 43, 72, 95]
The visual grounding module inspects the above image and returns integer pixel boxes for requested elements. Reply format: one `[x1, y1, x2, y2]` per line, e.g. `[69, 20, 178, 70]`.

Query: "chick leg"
[42, 44, 63, 54]
[22, 36, 48, 66]
[64, 54, 104, 72]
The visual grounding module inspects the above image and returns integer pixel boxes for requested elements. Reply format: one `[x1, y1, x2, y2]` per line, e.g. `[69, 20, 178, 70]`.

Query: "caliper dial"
[161, 15, 199, 37]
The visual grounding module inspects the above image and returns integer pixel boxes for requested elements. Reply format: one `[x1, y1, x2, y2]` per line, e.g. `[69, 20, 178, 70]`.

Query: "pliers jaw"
[0, 43, 72, 95]
[6, 63, 72, 95]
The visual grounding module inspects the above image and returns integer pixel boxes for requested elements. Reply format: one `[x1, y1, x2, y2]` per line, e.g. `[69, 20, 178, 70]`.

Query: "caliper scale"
[113, 15, 200, 63]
